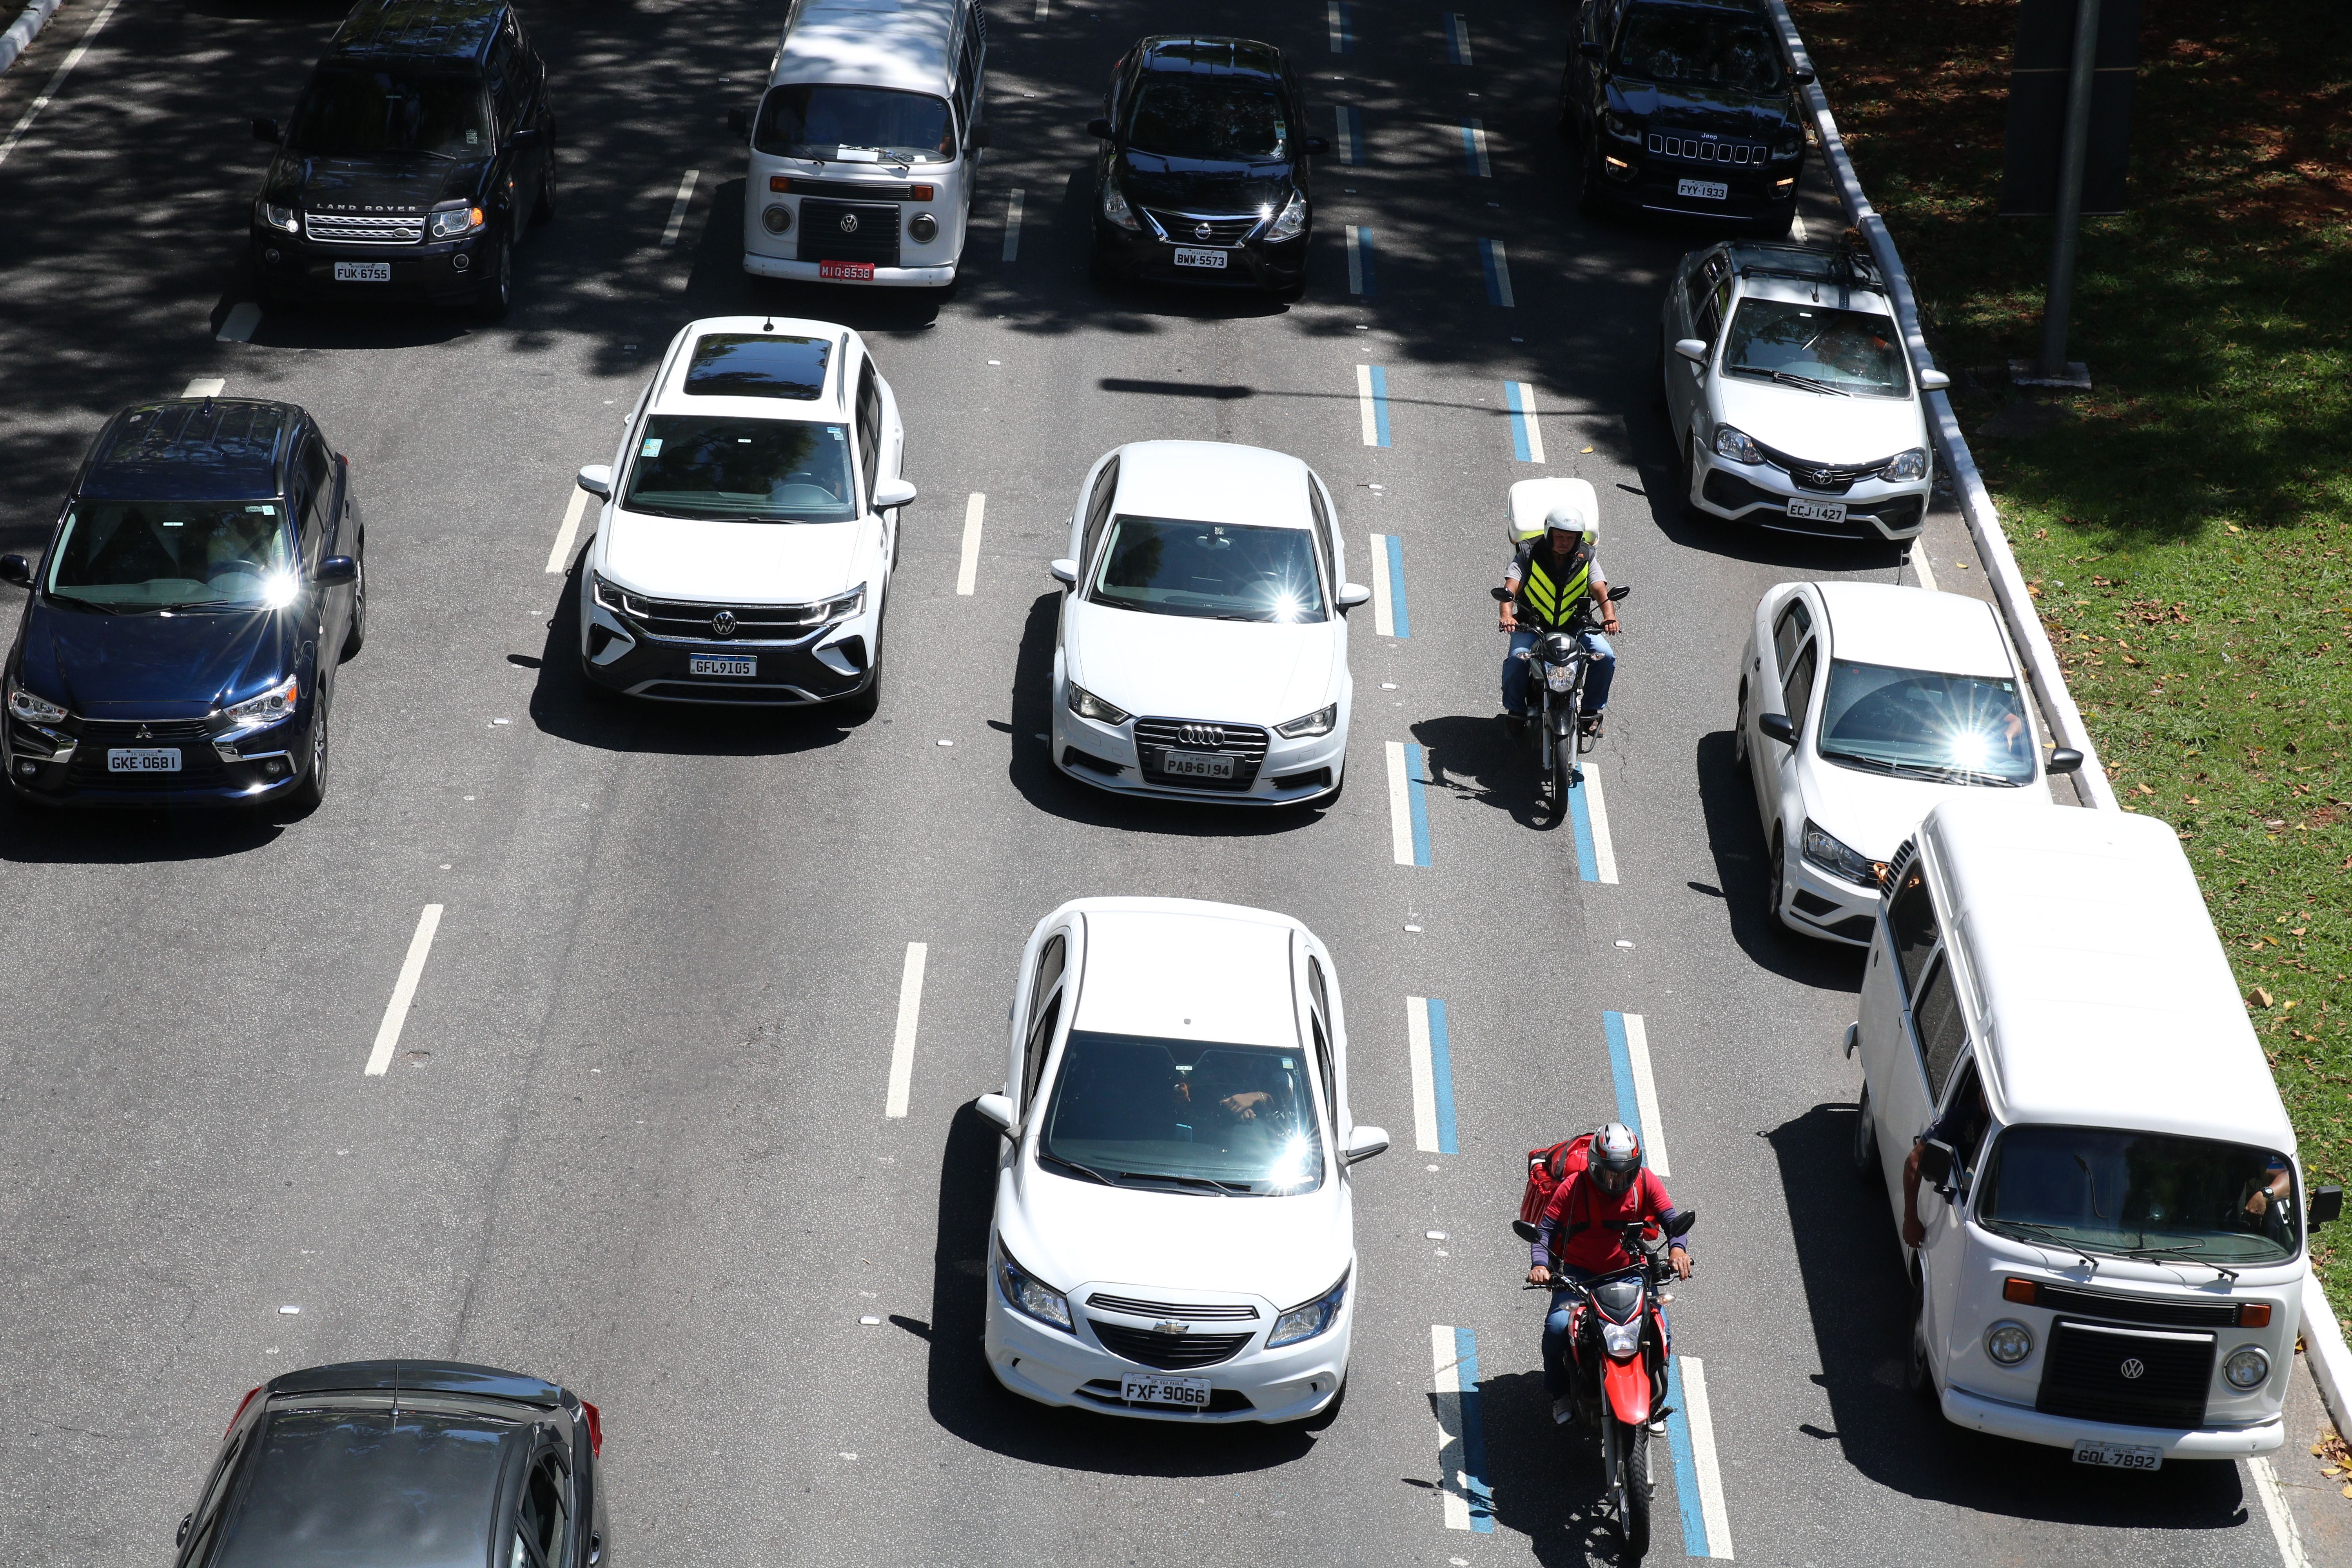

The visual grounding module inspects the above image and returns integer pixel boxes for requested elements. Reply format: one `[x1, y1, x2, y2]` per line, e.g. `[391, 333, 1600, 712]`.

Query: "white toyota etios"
[977, 898, 1389, 1423]
[1050, 441, 1367, 806]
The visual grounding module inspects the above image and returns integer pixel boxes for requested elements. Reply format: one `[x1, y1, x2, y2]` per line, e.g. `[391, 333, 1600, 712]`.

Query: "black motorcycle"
[1496, 583, 1629, 818]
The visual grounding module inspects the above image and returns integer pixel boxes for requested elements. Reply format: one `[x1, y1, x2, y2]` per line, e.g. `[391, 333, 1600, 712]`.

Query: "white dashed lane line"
[1478, 239, 1514, 308]
[1405, 996, 1456, 1154]
[1356, 363, 1390, 447]
[363, 905, 445, 1077]
[1444, 12, 1473, 66]
[1605, 1011, 1669, 1175]
[660, 169, 700, 248]
[0, 0, 127, 171]
[885, 941, 927, 1118]
[1459, 118, 1490, 178]
[1564, 758, 1616, 882]
[1430, 1325, 1495, 1532]
[1333, 104, 1363, 165]
[1367, 533, 1408, 637]
[546, 486, 592, 574]
[1000, 187, 1025, 261]
[1327, 0, 1353, 53]
[1386, 740, 1432, 866]
[1504, 380, 1545, 464]
[956, 493, 985, 595]
[1345, 225, 1375, 298]
[182, 377, 227, 399]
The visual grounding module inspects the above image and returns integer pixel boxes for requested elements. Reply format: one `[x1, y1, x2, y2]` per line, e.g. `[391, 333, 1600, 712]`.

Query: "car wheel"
[1674, 430, 1707, 523]
[1573, 136, 1604, 215]
[475, 234, 514, 320]
[1757, 201, 1795, 241]
[1767, 829, 1789, 931]
[1555, 71, 1576, 138]
[533, 138, 559, 224]
[1732, 679, 1749, 769]
[1906, 1283, 1936, 1400]
[340, 548, 367, 660]
[1853, 1084, 1879, 1179]
[287, 704, 330, 813]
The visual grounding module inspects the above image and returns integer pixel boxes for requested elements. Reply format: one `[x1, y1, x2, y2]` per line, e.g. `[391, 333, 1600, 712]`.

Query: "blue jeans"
[1503, 629, 1615, 719]
[1543, 1268, 1671, 1398]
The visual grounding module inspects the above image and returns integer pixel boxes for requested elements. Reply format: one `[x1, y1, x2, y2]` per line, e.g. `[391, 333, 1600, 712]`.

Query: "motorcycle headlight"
[1100, 175, 1140, 231]
[258, 201, 300, 234]
[222, 674, 299, 731]
[1984, 1321, 2033, 1367]
[2223, 1345, 2271, 1390]
[1066, 682, 1131, 726]
[1882, 447, 1929, 482]
[1801, 818, 1879, 886]
[1267, 1270, 1348, 1348]
[1599, 1319, 1642, 1357]
[1266, 189, 1309, 243]
[997, 1245, 1073, 1332]
[6, 680, 68, 724]
[430, 205, 487, 240]
[1274, 702, 1336, 739]
[1712, 424, 1762, 465]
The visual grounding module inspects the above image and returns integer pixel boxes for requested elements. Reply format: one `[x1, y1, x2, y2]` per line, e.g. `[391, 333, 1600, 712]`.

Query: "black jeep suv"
[248, 0, 555, 317]
[1559, 0, 1811, 234]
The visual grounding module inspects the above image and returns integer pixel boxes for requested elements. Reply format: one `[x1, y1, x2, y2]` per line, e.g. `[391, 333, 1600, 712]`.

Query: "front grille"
[1087, 1292, 1261, 1322]
[1753, 440, 1896, 494]
[68, 720, 227, 791]
[2028, 1284, 2244, 1330]
[2036, 1319, 2213, 1429]
[1078, 1379, 1256, 1413]
[1647, 132, 1769, 165]
[1089, 1321, 1254, 1370]
[1132, 717, 1270, 791]
[607, 590, 838, 644]
[1143, 210, 1262, 247]
[304, 212, 425, 245]
[798, 200, 901, 265]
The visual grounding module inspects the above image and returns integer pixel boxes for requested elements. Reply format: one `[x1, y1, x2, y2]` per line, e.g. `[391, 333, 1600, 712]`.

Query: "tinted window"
[1090, 517, 1326, 623]
[526, 1456, 570, 1568]
[684, 334, 832, 400]
[622, 416, 853, 522]
[1886, 864, 1939, 996]
[1909, 955, 1969, 1102]
[1779, 637, 1818, 724]
[1127, 78, 1289, 160]
[1080, 456, 1120, 572]
[1937, 1060, 1992, 1172]
[855, 363, 882, 505]
[1770, 595, 1810, 671]
[213, 1407, 523, 1568]
[48, 501, 294, 608]
[287, 69, 490, 158]
[1979, 1126, 2301, 1264]
[177, 1432, 247, 1568]
[1818, 661, 2034, 785]
[296, 438, 333, 548]
[1040, 1031, 1325, 1194]
[1723, 301, 1909, 398]
[1021, 993, 1061, 1110]
[1309, 1013, 1337, 1133]
[756, 85, 954, 163]
[1615, 4, 1786, 93]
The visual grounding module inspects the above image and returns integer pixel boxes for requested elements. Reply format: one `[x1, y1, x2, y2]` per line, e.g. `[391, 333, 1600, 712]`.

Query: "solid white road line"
[1909, 543, 1940, 593]
[216, 303, 263, 344]
[1407, 996, 1440, 1153]
[1505, 380, 1547, 465]
[1356, 363, 1380, 447]
[1621, 1013, 1670, 1177]
[661, 169, 700, 247]
[886, 941, 927, 1118]
[364, 905, 445, 1077]
[1582, 759, 1616, 882]
[1384, 742, 1414, 866]
[1001, 187, 1025, 261]
[956, 493, 985, 595]
[1431, 1326, 1468, 1529]
[181, 377, 227, 399]
[1681, 1357, 1735, 1560]
[1790, 212, 1809, 242]
[0, 0, 125, 170]
[1344, 224, 1365, 295]
[1367, 532, 1394, 637]
[546, 487, 591, 574]
[2252, 1457, 2311, 1568]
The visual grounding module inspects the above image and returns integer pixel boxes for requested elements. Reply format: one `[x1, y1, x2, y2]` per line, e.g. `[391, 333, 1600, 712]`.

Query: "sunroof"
[684, 333, 833, 399]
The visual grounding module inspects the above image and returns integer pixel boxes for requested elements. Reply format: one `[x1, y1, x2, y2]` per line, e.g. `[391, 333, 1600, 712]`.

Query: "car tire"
[287, 703, 329, 813]
[1767, 829, 1789, 932]
[1757, 201, 1795, 241]
[1674, 430, 1706, 524]
[1733, 679, 1750, 770]
[1573, 136, 1605, 216]
[340, 550, 367, 660]
[1853, 1084, 1878, 1179]
[533, 136, 559, 224]
[475, 233, 514, 320]
[1906, 1282, 1936, 1401]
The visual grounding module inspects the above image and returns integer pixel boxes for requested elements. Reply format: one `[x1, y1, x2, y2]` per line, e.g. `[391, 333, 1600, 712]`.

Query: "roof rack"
[1731, 239, 1886, 295]
[328, 0, 502, 61]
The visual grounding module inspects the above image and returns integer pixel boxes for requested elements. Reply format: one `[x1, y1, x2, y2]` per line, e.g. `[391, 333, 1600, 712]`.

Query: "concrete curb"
[0, 0, 62, 75]
[2305, 1274, 2352, 1437]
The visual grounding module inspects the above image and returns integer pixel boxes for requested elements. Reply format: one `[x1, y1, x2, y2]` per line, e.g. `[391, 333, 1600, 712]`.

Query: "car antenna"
[390, 1363, 400, 1423]
[762, 315, 775, 332]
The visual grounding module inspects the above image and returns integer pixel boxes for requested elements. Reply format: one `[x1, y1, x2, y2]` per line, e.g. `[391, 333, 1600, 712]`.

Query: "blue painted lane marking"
[1426, 998, 1457, 1152]
[1335, 103, 1363, 165]
[1505, 379, 1546, 463]
[1452, 1326, 1496, 1532]
[1403, 740, 1433, 865]
[1385, 532, 1410, 637]
[1459, 118, 1491, 177]
[1664, 1357, 1707, 1555]
[1567, 765, 1600, 881]
[1444, 12, 1473, 65]
[1346, 223, 1375, 297]
[1479, 238, 1515, 307]
[1358, 363, 1392, 448]
[1328, 0, 1354, 53]
[1603, 1010, 1641, 1132]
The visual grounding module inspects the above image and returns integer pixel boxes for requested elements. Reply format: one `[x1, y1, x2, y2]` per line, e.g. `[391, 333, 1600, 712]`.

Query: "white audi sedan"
[573, 316, 915, 708]
[1049, 441, 1366, 805]
[1737, 581, 2082, 944]
[976, 897, 1389, 1423]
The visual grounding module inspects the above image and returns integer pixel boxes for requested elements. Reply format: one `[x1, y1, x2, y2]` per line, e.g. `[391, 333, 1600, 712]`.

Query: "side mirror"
[2310, 1185, 2345, 1230]
[1791, 66, 1817, 87]
[1918, 368, 1951, 392]
[576, 464, 613, 500]
[970, 124, 992, 149]
[251, 116, 281, 145]
[1343, 1125, 1390, 1165]
[1048, 558, 1078, 586]
[1086, 117, 1114, 140]
[1758, 711, 1795, 746]
[1674, 337, 1710, 365]
[873, 477, 918, 510]
[1578, 40, 1605, 62]
[1337, 582, 1371, 609]
[1304, 136, 1331, 155]
[1917, 1139, 1957, 1193]
[2045, 747, 2084, 775]
[314, 555, 358, 586]
[1606, 584, 1631, 603]
[505, 127, 544, 151]
[974, 1093, 1016, 1139]
[177, 1514, 194, 1548]
[726, 107, 749, 136]
[1664, 1208, 1697, 1238]
[1511, 1218, 1542, 1245]
[587, 1532, 604, 1568]
[0, 554, 31, 588]
[1489, 584, 1511, 602]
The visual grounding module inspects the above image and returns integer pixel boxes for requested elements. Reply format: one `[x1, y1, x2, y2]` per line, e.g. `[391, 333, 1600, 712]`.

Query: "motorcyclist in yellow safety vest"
[1500, 502, 1619, 737]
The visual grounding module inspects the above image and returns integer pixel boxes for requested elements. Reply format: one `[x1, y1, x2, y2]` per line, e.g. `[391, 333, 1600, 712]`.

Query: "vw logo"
[1152, 1321, 1192, 1336]
[839, 213, 860, 234]
[711, 610, 737, 639]
[1177, 723, 1225, 748]
[2119, 1358, 2146, 1380]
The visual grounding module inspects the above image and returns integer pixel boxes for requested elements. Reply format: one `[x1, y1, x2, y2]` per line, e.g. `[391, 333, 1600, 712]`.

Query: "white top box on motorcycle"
[1508, 477, 1599, 544]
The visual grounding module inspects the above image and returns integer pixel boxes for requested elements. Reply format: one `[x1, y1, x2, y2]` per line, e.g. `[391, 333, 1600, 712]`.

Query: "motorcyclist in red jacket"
[1525, 1122, 1691, 1426]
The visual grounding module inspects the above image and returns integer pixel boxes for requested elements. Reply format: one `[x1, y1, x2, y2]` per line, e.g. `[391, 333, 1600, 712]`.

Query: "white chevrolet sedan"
[1049, 441, 1367, 805]
[976, 897, 1389, 1423]
[1737, 581, 2082, 944]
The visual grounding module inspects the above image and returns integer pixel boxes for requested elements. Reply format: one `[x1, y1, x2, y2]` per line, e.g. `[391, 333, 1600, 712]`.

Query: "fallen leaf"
[2250, 987, 2274, 1008]
[2134, 782, 2156, 796]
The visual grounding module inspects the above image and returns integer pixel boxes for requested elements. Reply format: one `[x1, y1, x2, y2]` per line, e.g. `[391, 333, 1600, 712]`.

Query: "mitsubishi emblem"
[840, 213, 860, 233]
[2119, 1358, 2146, 1380]
[1193, 221, 1213, 241]
[136, 725, 152, 740]
[711, 610, 737, 638]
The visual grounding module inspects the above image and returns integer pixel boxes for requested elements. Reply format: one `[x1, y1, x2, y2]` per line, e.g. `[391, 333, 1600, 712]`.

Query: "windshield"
[47, 501, 296, 609]
[622, 416, 857, 523]
[1090, 516, 1326, 622]
[1723, 300, 1909, 397]
[1816, 659, 2033, 784]
[285, 69, 490, 160]
[755, 85, 954, 163]
[1614, 5, 1788, 93]
[1127, 79, 1289, 160]
[1978, 1125, 2301, 1265]
[1038, 1030, 1325, 1194]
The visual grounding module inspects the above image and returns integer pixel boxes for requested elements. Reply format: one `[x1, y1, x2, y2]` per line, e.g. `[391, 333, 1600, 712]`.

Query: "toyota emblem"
[839, 213, 860, 234]
[1193, 222, 1214, 241]
[711, 610, 737, 638]
[2119, 1358, 2146, 1380]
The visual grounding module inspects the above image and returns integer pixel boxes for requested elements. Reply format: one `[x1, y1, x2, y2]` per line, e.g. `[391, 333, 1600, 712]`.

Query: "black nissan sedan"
[0, 399, 363, 811]
[172, 1362, 607, 1568]
[1089, 36, 1327, 297]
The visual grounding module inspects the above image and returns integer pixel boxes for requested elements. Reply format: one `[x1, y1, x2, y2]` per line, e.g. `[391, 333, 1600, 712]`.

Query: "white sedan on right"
[1736, 581, 2083, 943]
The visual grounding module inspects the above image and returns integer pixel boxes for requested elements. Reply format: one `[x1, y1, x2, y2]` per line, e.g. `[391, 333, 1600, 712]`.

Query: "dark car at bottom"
[1, 398, 363, 811]
[173, 1361, 606, 1568]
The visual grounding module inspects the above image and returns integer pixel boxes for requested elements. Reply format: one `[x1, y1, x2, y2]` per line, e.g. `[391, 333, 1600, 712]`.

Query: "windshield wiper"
[1988, 1220, 2102, 1272]
[1816, 748, 1906, 775]
[1768, 369, 1853, 397]
[42, 591, 130, 614]
[1036, 1152, 1116, 1186]
[2114, 1240, 2243, 1281]
[1106, 1171, 1236, 1196]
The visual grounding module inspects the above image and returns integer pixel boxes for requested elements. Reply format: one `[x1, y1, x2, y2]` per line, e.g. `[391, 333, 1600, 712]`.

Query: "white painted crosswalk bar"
[956, 493, 985, 595]
[364, 905, 444, 1077]
[886, 942, 927, 1118]
[546, 486, 591, 574]
[1583, 759, 1617, 882]
[661, 169, 700, 247]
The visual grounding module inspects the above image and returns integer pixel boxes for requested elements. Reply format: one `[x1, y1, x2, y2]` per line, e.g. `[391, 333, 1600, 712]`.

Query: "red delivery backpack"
[1518, 1133, 1595, 1225]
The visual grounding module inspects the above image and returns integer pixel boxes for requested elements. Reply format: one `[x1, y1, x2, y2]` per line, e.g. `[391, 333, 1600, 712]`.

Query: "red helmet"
[1590, 1122, 1643, 1195]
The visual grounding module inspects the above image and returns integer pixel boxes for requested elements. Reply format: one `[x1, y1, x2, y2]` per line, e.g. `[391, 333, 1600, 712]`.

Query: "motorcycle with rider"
[1496, 477, 1628, 816]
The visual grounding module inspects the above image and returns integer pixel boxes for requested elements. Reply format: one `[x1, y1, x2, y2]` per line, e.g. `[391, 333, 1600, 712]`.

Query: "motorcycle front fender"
[1601, 1353, 1651, 1426]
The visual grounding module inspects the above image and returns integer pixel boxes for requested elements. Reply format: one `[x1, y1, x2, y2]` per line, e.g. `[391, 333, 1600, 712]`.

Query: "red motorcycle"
[1514, 1210, 1696, 1561]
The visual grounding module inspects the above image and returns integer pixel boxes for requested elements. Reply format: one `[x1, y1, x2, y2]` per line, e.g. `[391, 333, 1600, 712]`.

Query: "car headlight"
[1882, 447, 1929, 482]
[1773, 127, 1804, 158]
[1066, 682, 1130, 726]
[1267, 1270, 1348, 1348]
[221, 674, 299, 731]
[997, 1245, 1073, 1332]
[907, 212, 939, 243]
[1266, 190, 1309, 242]
[1984, 1321, 2033, 1367]
[1601, 110, 1641, 142]
[1274, 703, 1336, 739]
[591, 572, 630, 614]
[1801, 818, 1879, 886]
[762, 203, 794, 235]
[1712, 424, 1762, 465]
[430, 205, 487, 240]
[814, 584, 866, 624]
[2223, 1345, 2271, 1390]
[1600, 1319, 1643, 1357]
[258, 201, 299, 234]
[1100, 174, 1140, 231]
[6, 680, 68, 724]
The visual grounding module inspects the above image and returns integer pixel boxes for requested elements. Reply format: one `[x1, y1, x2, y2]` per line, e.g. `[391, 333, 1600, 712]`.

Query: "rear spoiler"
[265, 1360, 568, 1410]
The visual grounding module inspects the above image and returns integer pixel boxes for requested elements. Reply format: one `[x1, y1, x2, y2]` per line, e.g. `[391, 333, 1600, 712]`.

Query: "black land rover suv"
[248, 0, 555, 317]
[1558, 0, 1811, 234]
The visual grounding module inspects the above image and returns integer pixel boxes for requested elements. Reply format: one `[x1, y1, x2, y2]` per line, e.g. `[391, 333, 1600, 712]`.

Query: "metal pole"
[2038, 0, 2100, 378]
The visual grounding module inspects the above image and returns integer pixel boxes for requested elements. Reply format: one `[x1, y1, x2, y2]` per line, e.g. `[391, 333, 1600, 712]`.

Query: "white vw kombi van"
[736, 0, 989, 288]
[1849, 797, 2338, 1467]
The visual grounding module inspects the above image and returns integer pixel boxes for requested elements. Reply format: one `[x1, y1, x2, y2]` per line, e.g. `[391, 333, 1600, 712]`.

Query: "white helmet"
[1543, 501, 1595, 545]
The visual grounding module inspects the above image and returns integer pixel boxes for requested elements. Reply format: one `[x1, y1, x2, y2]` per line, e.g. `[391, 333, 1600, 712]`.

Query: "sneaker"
[1580, 711, 1605, 738]
[1552, 1396, 1576, 1426]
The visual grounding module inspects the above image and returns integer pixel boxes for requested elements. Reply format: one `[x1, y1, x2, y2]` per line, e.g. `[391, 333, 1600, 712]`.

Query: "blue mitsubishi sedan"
[1, 398, 365, 811]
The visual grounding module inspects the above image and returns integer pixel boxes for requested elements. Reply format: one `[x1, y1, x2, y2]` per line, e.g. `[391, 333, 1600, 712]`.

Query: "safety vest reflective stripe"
[1522, 554, 1590, 628]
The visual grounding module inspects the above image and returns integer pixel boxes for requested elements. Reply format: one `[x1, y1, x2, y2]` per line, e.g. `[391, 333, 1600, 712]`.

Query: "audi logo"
[839, 213, 860, 234]
[1177, 724, 1226, 748]
[2118, 1358, 2146, 1380]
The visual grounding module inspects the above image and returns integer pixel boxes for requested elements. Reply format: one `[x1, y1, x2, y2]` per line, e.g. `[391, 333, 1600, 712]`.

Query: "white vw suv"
[1049, 441, 1366, 805]
[976, 898, 1389, 1423]
[1662, 241, 1950, 543]
[574, 316, 914, 707]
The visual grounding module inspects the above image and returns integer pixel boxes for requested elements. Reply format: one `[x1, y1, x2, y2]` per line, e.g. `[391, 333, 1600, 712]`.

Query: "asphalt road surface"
[0, 2, 2295, 1566]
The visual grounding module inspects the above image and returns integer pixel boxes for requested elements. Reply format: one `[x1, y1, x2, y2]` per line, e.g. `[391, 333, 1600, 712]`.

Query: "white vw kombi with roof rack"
[734, 0, 989, 288]
[1850, 797, 2337, 1466]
